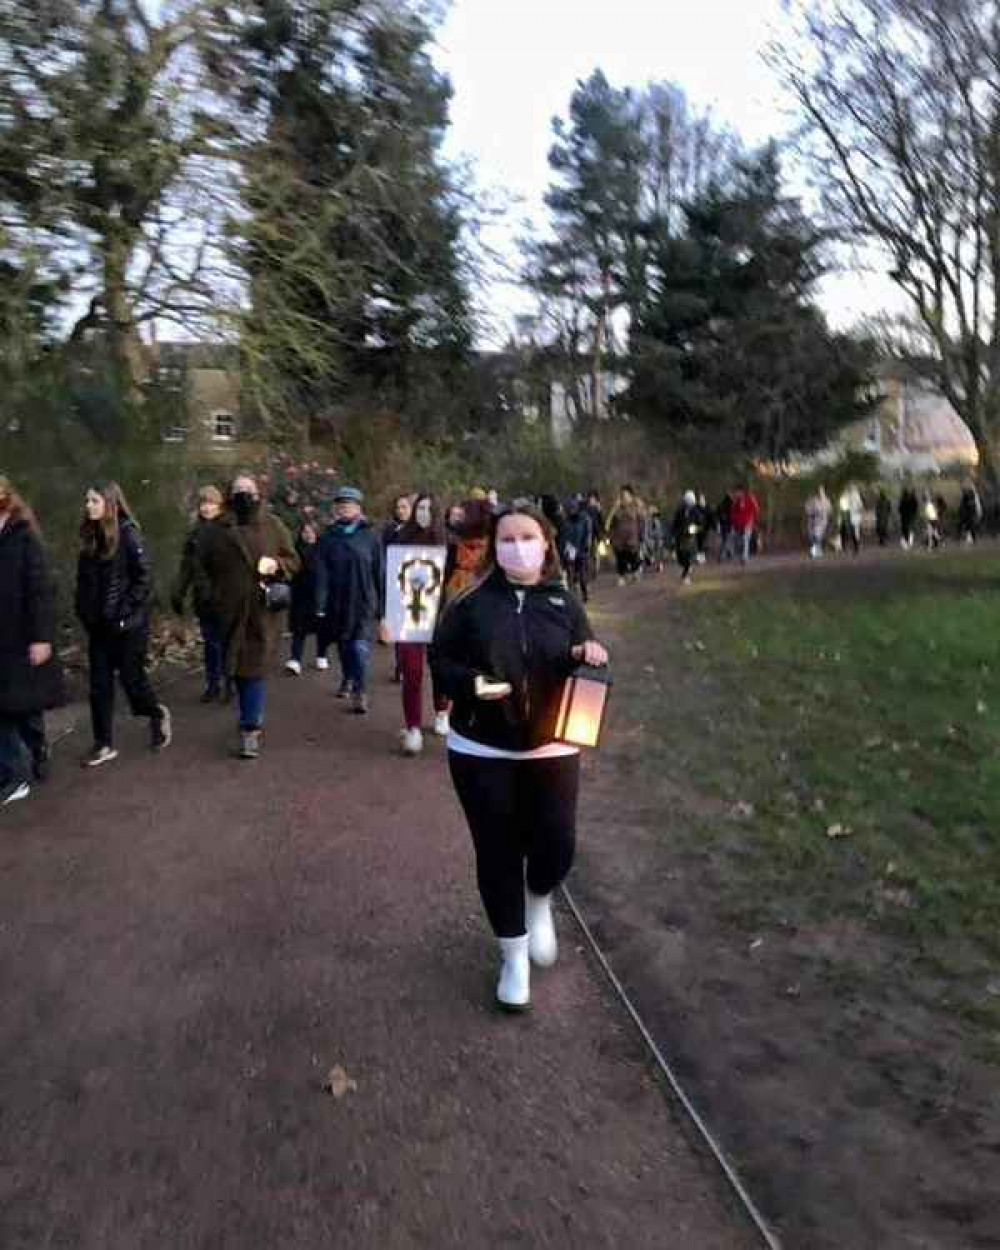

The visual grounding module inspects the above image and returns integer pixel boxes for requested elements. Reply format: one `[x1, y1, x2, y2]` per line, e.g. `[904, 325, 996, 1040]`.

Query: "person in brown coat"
[607, 485, 645, 584]
[198, 472, 300, 758]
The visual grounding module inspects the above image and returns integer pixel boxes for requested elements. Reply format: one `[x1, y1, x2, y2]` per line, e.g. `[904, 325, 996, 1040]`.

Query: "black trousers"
[88, 628, 162, 748]
[567, 555, 590, 602]
[615, 548, 641, 578]
[448, 751, 580, 938]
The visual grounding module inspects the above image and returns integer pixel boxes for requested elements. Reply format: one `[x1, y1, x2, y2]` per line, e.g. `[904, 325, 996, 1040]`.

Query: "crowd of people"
[803, 480, 985, 557]
[2, 466, 989, 1008]
[0, 472, 614, 1011]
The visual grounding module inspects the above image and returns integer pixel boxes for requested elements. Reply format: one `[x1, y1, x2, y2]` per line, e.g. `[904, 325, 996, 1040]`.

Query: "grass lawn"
[623, 549, 1000, 1053]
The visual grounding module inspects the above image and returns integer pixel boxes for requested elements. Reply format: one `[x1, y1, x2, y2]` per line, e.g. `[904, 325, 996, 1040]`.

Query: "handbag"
[261, 580, 291, 613]
[231, 525, 290, 613]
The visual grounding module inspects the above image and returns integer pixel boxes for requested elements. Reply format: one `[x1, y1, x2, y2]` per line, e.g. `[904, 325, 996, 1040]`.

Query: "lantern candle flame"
[554, 664, 612, 748]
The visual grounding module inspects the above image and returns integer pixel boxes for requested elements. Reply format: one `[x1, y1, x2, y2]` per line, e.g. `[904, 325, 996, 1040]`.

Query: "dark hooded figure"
[0, 476, 63, 804]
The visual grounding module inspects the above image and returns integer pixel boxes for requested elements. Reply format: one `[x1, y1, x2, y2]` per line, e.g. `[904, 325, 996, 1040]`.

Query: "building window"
[163, 425, 188, 444]
[211, 411, 236, 442]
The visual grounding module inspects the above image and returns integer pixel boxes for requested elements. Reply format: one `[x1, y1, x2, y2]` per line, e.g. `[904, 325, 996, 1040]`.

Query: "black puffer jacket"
[75, 520, 152, 633]
[431, 568, 594, 751]
[0, 516, 63, 715]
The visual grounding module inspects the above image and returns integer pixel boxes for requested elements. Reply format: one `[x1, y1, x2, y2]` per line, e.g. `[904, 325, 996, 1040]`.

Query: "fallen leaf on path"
[323, 1065, 358, 1099]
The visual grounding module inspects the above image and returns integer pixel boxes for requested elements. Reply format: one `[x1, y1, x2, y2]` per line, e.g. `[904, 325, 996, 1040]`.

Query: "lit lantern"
[553, 664, 612, 748]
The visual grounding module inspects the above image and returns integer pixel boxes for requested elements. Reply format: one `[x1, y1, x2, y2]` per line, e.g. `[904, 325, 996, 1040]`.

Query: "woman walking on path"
[285, 521, 329, 675]
[672, 490, 703, 584]
[443, 498, 492, 601]
[0, 477, 62, 804]
[172, 484, 227, 702]
[315, 486, 383, 715]
[75, 482, 172, 768]
[899, 486, 919, 550]
[432, 505, 609, 1011]
[804, 486, 832, 558]
[387, 494, 451, 755]
[198, 473, 299, 759]
[607, 485, 644, 584]
[381, 495, 412, 683]
[838, 483, 864, 555]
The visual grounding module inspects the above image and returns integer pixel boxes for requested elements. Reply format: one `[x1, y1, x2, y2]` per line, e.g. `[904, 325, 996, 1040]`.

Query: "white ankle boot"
[525, 888, 558, 967]
[497, 935, 531, 1010]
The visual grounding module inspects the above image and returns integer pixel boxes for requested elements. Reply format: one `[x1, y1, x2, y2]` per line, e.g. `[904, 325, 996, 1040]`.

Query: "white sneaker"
[401, 727, 423, 756]
[315, 657, 330, 671]
[1, 781, 30, 806]
[433, 710, 450, 737]
[285, 659, 302, 676]
[497, 935, 531, 1010]
[525, 889, 558, 967]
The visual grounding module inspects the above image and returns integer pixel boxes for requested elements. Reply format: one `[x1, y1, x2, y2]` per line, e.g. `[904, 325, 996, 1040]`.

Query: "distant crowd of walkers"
[2, 466, 989, 1012]
[803, 480, 984, 557]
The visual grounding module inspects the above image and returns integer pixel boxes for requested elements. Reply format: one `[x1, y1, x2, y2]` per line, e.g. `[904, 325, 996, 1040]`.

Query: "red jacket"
[731, 491, 761, 531]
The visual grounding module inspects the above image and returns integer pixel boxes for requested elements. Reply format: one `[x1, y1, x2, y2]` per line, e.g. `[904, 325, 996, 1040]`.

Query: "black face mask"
[232, 491, 259, 523]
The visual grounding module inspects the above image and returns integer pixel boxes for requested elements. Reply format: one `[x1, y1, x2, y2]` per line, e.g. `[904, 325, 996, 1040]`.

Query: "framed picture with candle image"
[384, 544, 448, 643]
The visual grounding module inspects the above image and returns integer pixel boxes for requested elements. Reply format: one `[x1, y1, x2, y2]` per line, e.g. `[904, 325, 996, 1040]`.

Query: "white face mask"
[415, 502, 432, 529]
[496, 537, 546, 578]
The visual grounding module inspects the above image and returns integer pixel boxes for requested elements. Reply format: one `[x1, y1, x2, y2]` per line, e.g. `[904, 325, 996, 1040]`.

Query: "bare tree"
[773, 0, 1000, 488]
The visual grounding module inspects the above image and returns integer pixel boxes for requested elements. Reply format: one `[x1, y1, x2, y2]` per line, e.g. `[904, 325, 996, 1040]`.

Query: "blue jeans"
[236, 677, 267, 730]
[198, 613, 226, 690]
[0, 715, 32, 788]
[338, 639, 372, 694]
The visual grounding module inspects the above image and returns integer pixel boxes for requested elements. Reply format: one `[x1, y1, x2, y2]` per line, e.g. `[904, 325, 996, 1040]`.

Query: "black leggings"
[615, 548, 641, 577]
[448, 751, 580, 938]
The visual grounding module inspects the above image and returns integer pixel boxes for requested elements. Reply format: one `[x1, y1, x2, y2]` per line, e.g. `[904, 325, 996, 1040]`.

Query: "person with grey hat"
[315, 486, 384, 714]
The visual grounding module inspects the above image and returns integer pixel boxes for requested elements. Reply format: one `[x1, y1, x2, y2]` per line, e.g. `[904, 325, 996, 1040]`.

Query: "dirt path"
[0, 656, 756, 1249]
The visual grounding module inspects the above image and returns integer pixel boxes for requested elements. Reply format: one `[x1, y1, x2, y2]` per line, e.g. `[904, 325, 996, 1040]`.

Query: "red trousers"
[398, 642, 448, 730]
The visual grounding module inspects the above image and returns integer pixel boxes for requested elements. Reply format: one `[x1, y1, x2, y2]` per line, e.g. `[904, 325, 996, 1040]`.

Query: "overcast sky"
[432, 0, 897, 341]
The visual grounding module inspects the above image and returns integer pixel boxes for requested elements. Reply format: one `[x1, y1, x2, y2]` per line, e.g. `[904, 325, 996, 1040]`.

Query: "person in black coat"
[284, 521, 329, 675]
[0, 477, 63, 804]
[171, 484, 227, 702]
[315, 485, 384, 714]
[899, 486, 919, 549]
[75, 481, 171, 768]
[672, 490, 704, 584]
[432, 504, 609, 1011]
[559, 495, 594, 601]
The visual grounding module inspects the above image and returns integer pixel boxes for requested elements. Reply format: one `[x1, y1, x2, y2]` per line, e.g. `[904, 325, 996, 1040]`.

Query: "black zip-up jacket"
[431, 568, 594, 751]
[0, 516, 63, 715]
[75, 520, 152, 633]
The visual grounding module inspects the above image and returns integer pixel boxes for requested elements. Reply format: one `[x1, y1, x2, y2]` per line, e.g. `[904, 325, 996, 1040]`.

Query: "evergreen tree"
[631, 147, 875, 460]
